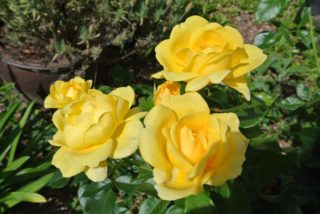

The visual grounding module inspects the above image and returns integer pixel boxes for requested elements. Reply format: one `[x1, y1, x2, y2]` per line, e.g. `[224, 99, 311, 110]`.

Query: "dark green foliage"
[0, 88, 56, 211]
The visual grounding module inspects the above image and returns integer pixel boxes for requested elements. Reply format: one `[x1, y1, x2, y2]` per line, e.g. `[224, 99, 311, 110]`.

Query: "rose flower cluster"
[45, 16, 266, 200]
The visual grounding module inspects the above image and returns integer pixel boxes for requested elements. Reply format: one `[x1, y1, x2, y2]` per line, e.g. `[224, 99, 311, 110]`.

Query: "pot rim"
[0, 50, 80, 74]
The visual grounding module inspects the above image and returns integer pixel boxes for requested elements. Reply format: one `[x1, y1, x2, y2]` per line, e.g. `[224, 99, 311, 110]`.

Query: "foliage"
[0, 84, 56, 212]
[0, 0, 259, 69]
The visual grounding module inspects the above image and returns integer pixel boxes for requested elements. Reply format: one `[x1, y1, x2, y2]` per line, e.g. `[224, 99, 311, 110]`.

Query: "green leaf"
[239, 110, 266, 129]
[250, 134, 279, 150]
[0, 127, 22, 163]
[18, 172, 55, 193]
[165, 205, 184, 214]
[18, 100, 35, 127]
[78, 180, 116, 214]
[255, 52, 278, 74]
[297, 30, 311, 47]
[114, 175, 157, 196]
[0, 191, 46, 204]
[8, 101, 35, 164]
[1, 162, 54, 189]
[139, 98, 154, 111]
[298, 7, 310, 27]
[98, 85, 112, 94]
[255, 92, 277, 107]
[0, 103, 19, 136]
[132, 84, 154, 97]
[278, 97, 305, 111]
[255, 0, 290, 21]
[139, 197, 169, 214]
[47, 171, 69, 189]
[296, 84, 311, 101]
[253, 32, 271, 46]
[2, 172, 54, 208]
[114, 175, 136, 194]
[0, 156, 30, 183]
[213, 183, 230, 199]
[185, 191, 216, 214]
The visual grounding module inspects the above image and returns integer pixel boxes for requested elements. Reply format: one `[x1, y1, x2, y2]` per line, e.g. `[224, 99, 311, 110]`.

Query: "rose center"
[179, 126, 206, 164]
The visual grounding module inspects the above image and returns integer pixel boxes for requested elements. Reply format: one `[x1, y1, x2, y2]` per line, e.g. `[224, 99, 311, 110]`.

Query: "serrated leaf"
[78, 180, 116, 214]
[185, 191, 216, 213]
[139, 197, 169, 214]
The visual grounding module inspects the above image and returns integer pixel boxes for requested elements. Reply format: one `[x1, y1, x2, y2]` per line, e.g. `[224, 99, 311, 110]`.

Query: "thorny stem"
[308, 8, 320, 74]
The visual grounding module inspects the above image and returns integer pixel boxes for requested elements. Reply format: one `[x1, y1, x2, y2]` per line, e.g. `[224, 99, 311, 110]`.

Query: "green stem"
[308, 8, 320, 74]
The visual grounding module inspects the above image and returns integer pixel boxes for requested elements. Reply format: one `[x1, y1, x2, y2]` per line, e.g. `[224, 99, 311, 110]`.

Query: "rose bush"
[139, 92, 248, 200]
[44, 76, 92, 109]
[152, 15, 266, 100]
[48, 86, 144, 181]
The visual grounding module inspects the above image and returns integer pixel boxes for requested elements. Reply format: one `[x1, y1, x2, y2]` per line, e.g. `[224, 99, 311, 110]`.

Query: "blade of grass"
[0, 103, 19, 137]
[3, 172, 55, 208]
[0, 127, 21, 163]
[7, 101, 35, 164]
[0, 156, 30, 184]
[0, 191, 46, 207]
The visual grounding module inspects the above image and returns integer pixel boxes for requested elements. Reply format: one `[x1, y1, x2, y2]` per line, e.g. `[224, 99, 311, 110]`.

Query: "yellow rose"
[44, 76, 92, 109]
[154, 81, 180, 105]
[139, 92, 248, 200]
[50, 86, 145, 182]
[152, 16, 267, 100]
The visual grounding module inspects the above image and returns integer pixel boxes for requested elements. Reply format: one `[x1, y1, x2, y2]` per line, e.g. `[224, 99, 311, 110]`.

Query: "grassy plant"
[0, 84, 56, 212]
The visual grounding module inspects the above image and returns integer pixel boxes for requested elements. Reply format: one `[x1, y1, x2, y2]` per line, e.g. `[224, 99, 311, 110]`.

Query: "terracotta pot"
[0, 52, 77, 104]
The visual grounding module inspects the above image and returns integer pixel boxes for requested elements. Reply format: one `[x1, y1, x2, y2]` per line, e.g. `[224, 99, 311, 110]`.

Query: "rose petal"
[83, 112, 117, 148]
[152, 70, 198, 81]
[206, 132, 248, 186]
[185, 76, 210, 91]
[110, 86, 135, 107]
[155, 40, 182, 72]
[139, 105, 177, 170]
[221, 26, 244, 49]
[52, 148, 85, 178]
[85, 161, 108, 182]
[232, 44, 267, 77]
[170, 15, 208, 51]
[52, 139, 114, 175]
[159, 92, 210, 119]
[223, 75, 250, 101]
[124, 107, 147, 122]
[111, 119, 143, 159]
[52, 110, 65, 131]
[163, 128, 193, 171]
